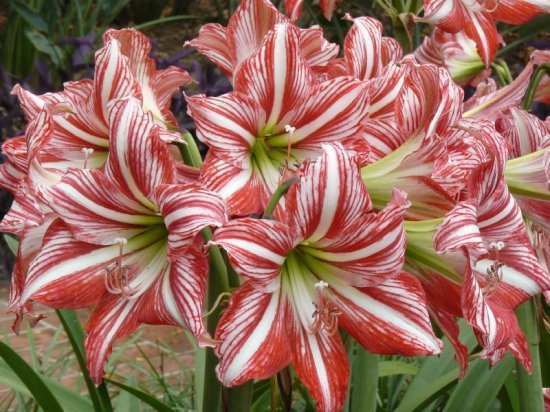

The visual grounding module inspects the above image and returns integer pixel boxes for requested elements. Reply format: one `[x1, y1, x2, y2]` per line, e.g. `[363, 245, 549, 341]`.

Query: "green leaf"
[443, 356, 514, 412]
[0, 362, 93, 412]
[115, 376, 140, 412]
[24, 29, 65, 66]
[0, 341, 64, 412]
[3, 234, 19, 256]
[11, 0, 49, 32]
[105, 379, 177, 412]
[378, 360, 419, 377]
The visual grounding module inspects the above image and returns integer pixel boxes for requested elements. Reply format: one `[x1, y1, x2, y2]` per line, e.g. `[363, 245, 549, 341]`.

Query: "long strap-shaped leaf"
[56, 309, 113, 412]
[104, 379, 177, 412]
[0, 341, 63, 412]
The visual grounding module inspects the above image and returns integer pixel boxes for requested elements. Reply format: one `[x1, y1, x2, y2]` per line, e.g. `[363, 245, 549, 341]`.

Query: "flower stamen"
[104, 238, 137, 299]
[483, 241, 505, 296]
[311, 281, 341, 335]
[82, 148, 94, 169]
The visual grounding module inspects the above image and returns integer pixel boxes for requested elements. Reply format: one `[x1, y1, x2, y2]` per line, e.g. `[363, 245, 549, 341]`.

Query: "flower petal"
[213, 217, 295, 291]
[186, 23, 233, 76]
[215, 283, 292, 385]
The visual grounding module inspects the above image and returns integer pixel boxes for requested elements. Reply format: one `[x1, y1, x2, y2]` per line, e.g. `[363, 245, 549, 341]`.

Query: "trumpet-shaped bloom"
[212, 144, 442, 411]
[15, 98, 226, 382]
[188, 23, 370, 215]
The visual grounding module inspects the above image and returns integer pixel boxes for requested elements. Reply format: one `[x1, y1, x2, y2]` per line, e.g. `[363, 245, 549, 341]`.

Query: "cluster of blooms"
[1, 0, 550, 410]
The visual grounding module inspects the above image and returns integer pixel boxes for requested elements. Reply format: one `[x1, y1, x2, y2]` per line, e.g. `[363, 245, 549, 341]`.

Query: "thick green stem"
[515, 299, 544, 412]
[263, 178, 299, 217]
[350, 346, 379, 412]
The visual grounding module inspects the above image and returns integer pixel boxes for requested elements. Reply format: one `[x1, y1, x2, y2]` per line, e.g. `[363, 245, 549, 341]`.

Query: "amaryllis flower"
[419, 0, 550, 67]
[414, 28, 489, 86]
[186, 0, 338, 80]
[11, 28, 192, 175]
[212, 144, 442, 412]
[188, 23, 370, 215]
[14, 98, 226, 382]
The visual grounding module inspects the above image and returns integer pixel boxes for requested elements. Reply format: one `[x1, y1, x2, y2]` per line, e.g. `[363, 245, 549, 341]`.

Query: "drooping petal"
[289, 312, 349, 412]
[298, 26, 339, 70]
[319, 0, 344, 20]
[492, 0, 550, 25]
[215, 283, 292, 385]
[285, 0, 303, 20]
[213, 218, 296, 291]
[419, 0, 465, 33]
[150, 183, 226, 260]
[185, 23, 234, 76]
[330, 271, 443, 355]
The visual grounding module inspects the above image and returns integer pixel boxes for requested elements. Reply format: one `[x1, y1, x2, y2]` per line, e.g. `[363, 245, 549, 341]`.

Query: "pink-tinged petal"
[287, 144, 372, 241]
[227, 0, 287, 71]
[0, 160, 26, 193]
[343, 15, 384, 81]
[41, 168, 161, 245]
[307, 189, 409, 287]
[186, 92, 265, 167]
[361, 119, 408, 162]
[319, 0, 344, 20]
[186, 23, 233, 76]
[492, 0, 550, 25]
[462, 9, 499, 67]
[463, 51, 550, 120]
[215, 283, 292, 385]
[200, 153, 267, 216]
[140, 244, 210, 343]
[105, 97, 177, 206]
[419, 0, 465, 33]
[289, 314, 349, 412]
[432, 309, 469, 376]
[234, 23, 313, 127]
[285, 0, 304, 21]
[25, 108, 54, 162]
[92, 39, 142, 125]
[150, 184, 226, 259]
[274, 77, 370, 149]
[331, 271, 443, 355]
[298, 26, 339, 69]
[213, 217, 295, 291]
[85, 294, 142, 382]
[1, 136, 28, 172]
[175, 163, 200, 184]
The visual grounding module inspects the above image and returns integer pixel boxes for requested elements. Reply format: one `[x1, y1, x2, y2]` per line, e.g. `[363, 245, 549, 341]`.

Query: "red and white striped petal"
[105, 97, 177, 207]
[186, 92, 265, 168]
[150, 184, 226, 260]
[462, 8, 499, 67]
[20, 221, 167, 308]
[287, 144, 372, 241]
[186, 24, 234, 76]
[420, 0, 465, 33]
[496, 108, 548, 158]
[361, 119, 408, 162]
[492, 0, 550, 25]
[10, 84, 69, 121]
[0, 159, 26, 193]
[308, 189, 409, 287]
[289, 314, 349, 412]
[41, 168, 161, 245]
[215, 283, 292, 385]
[319, 0, 344, 20]
[285, 0, 303, 20]
[367, 64, 406, 119]
[154, 66, 194, 126]
[381, 37, 403, 66]
[298, 26, 339, 70]
[273, 77, 369, 150]
[139, 244, 210, 343]
[199, 153, 267, 216]
[343, 15, 384, 81]
[85, 294, 142, 382]
[227, 0, 287, 72]
[25, 108, 54, 162]
[213, 218, 296, 291]
[92, 39, 141, 125]
[331, 271, 443, 355]
[234, 23, 313, 128]
[0, 185, 44, 234]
